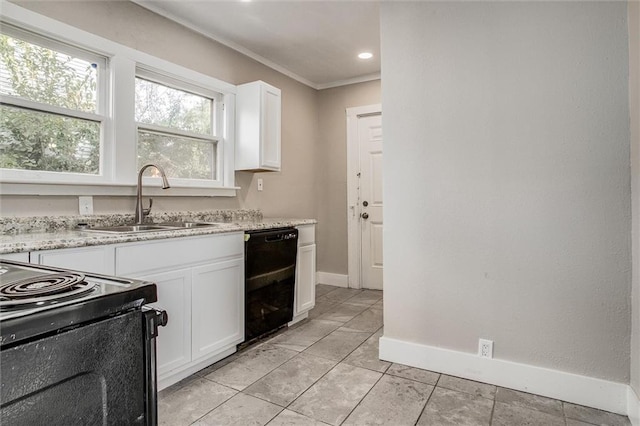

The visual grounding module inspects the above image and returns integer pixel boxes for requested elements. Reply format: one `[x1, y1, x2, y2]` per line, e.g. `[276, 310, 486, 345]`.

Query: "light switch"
[257, 178, 264, 191]
[79, 196, 93, 215]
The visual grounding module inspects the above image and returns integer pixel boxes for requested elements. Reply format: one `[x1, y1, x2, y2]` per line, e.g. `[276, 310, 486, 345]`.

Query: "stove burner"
[1, 273, 86, 298]
[0, 273, 96, 310]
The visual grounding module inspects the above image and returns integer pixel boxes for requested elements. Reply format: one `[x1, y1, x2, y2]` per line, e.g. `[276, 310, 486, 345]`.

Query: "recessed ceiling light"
[358, 52, 373, 60]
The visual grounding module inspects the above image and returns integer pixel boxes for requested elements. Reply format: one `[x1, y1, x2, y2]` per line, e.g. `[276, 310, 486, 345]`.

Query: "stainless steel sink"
[84, 225, 178, 234]
[83, 222, 220, 234]
[155, 222, 220, 229]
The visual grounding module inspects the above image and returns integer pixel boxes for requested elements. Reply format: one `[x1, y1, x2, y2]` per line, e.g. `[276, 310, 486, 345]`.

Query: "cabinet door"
[141, 269, 192, 376]
[236, 81, 281, 171]
[191, 258, 244, 361]
[34, 246, 114, 275]
[261, 84, 281, 170]
[295, 243, 316, 315]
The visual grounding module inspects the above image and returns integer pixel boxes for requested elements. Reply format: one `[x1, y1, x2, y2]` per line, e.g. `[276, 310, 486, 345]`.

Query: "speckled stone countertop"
[0, 210, 316, 254]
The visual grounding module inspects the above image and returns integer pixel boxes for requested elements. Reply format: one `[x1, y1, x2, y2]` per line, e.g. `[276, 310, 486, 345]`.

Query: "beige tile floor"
[159, 284, 631, 426]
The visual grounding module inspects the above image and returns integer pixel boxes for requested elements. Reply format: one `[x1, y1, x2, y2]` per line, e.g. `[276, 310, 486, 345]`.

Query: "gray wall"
[630, 0, 640, 396]
[381, 1, 631, 382]
[317, 81, 381, 275]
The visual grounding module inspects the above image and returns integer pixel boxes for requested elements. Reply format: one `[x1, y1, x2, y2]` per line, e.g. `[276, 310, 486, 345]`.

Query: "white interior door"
[359, 113, 383, 290]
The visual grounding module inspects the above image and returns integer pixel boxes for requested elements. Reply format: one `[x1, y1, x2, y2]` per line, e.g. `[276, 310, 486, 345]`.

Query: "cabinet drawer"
[296, 225, 315, 246]
[116, 233, 244, 276]
[1, 252, 29, 262]
[35, 246, 114, 275]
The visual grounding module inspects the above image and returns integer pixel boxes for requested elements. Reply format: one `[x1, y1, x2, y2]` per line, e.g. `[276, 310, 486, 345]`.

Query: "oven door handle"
[142, 307, 167, 426]
[144, 307, 168, 334]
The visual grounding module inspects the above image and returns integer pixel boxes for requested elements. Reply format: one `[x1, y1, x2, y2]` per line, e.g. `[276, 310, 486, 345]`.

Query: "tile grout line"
[489, 397, 497, 425]
[337, 370, 386, 426]
[412, 373, 441, 426]
[261, 405, 285, 426]
[238, 353, 338, 409]
[284, 292, 384, 424]
[283, 361, 346, 420]
[280, 320, 380, 424]
[299, 324, 377, 363]
[203, 345, 299, 394]
[187, 383, 238, 426]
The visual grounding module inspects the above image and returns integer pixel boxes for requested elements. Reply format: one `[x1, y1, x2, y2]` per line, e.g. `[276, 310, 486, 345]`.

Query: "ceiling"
[132, 1, 381, 90]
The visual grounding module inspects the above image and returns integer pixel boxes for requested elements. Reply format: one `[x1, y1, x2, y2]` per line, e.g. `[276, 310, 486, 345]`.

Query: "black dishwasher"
[244, 228, 298, 342]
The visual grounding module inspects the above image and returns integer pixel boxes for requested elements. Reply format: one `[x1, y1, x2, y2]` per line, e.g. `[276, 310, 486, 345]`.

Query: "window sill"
[0, 181, 240, 197]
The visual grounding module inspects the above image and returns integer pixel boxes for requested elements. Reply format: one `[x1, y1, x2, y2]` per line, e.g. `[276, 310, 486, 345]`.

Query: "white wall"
[381, 0, 631, 386]
[629, 0, 640, 401]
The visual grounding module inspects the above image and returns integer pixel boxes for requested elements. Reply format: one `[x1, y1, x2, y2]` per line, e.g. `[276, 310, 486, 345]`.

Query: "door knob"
[361, 212, 369, 219]
[363, 201, 369, 207]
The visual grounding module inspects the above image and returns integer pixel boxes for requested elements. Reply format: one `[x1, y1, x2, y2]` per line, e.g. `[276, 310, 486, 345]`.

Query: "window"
[135, 73, 222, 183]
[0, 25, 106, 177]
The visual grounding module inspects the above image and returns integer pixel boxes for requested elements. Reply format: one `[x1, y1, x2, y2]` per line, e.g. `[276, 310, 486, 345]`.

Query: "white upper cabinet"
[235, 81, 282, 172]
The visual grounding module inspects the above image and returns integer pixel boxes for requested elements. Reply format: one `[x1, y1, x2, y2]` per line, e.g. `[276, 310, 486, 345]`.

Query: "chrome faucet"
[135, 163, 170, 224]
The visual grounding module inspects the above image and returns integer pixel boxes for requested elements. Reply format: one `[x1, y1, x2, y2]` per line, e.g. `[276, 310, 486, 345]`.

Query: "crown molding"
[131, 0, 379, 91]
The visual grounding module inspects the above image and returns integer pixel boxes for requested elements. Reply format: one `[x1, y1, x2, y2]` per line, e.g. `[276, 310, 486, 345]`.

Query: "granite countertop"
[0, 210, 316, 254]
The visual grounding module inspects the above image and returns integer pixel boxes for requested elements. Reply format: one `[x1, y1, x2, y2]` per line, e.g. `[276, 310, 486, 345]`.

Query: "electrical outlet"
[257, 178, 264, 191]
[479, 339, 493, 359]
[78, 196, 93, 216]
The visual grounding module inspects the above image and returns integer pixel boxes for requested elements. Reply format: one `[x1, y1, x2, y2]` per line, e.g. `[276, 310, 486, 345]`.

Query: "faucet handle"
[143, 198, 153, 217]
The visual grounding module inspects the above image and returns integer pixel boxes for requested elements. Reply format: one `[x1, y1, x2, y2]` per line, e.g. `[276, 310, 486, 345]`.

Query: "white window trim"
[134, 69, 223, 187]
[137, 124, 223, 188]
[0, 1, 238, 196]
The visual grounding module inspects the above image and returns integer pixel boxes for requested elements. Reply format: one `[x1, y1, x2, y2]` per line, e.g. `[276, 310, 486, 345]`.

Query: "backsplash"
[0, 210, 263, 234]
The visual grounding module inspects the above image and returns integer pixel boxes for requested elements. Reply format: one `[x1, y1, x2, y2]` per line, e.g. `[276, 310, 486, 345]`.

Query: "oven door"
[1, 309, 158, 425]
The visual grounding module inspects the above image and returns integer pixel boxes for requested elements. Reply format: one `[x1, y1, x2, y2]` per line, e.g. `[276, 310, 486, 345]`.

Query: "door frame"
[346, 104, 382, 289]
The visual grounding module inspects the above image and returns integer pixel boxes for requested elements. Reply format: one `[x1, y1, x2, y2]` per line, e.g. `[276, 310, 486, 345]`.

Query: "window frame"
[134, 68, 224, 188]
[0, 2, 238, 196]
[0, 23, 111, 184]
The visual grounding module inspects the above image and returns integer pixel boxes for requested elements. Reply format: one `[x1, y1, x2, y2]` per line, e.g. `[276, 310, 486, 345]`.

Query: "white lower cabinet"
[114, 233, 245, 389]
[142, 268, 192, 374]
[295, 243, 316, 314]
[292, 224, 316, 323]
[191, 258, 244, 361]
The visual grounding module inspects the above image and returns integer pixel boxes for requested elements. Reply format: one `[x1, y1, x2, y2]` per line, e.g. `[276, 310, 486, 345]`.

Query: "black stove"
[0, 260, 166, 425]
[0, 260, 157, 347]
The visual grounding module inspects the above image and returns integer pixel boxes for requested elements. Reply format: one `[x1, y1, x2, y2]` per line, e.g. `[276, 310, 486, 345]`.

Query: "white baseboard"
[629, 386, 640, 426]
[316, 271, 348, 288]
[379, 336, 628, 416]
